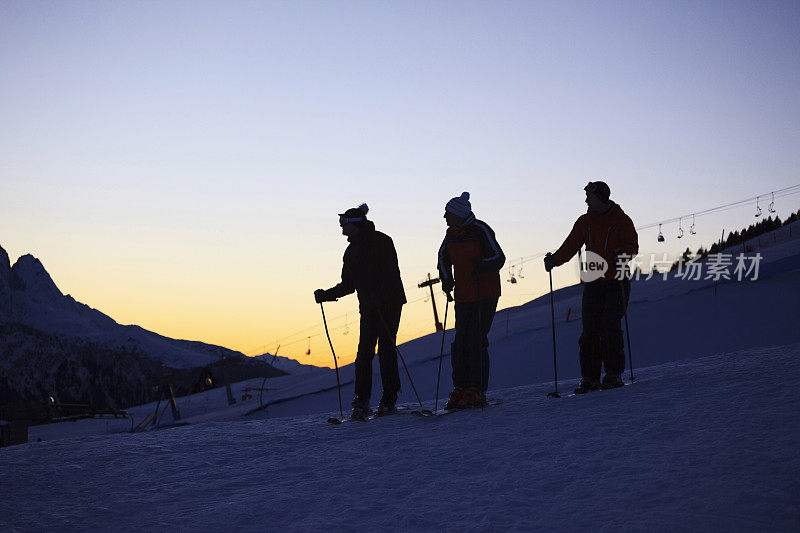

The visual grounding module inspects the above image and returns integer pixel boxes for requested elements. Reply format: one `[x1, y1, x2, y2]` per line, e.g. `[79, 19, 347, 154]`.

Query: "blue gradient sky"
[2, 1, 798, 365]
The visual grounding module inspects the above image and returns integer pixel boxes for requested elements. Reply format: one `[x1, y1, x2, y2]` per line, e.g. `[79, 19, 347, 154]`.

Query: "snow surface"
[2, 223, 799, 530]
[2, 344, 799, 531]
[263, 354, 323, 374]
[71, 224, 797, 433]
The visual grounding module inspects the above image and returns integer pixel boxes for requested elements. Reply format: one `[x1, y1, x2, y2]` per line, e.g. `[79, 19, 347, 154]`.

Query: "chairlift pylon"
[657, 223, 665, 243]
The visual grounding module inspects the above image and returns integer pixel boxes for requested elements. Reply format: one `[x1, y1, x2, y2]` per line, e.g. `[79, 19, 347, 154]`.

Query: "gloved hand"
[543, 253, 556, 272]
[441, 276, 454, 297]
[314, 289, 331, 303]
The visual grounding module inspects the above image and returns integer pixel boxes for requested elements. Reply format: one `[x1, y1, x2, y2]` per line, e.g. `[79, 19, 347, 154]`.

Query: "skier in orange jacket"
[438, 192, 505, 408]
[544, 181, 638, 393]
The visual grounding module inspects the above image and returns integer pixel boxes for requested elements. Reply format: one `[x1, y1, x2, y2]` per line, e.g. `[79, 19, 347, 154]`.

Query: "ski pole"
[376, 308, 432, 415]
[320, 302, 343, 419]
[624, 312, 634, 381]
[434, 294, 452, 414]
[476, 277, 485, 409]
[621, 280, 635, 381]
[547, 270, 561, 398]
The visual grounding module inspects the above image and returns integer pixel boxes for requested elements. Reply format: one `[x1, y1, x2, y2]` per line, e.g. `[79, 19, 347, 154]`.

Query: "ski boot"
[573, 378, 601, 394]
[376, 391, 398, 415]
[444, 387, 465, 410]
[350, 396, 373, 420]
[601, 374, 624, 389]
[460, 387, 487, 408]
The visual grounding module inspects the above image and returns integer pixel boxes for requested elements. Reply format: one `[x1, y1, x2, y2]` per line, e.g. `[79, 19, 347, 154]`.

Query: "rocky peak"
[0, 244, 10, 274]
[0, 245, 10, 319]
[11, 254, 63, 302]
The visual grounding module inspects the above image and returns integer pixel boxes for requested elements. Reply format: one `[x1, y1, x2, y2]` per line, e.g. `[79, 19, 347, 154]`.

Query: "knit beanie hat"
[338, 203, 369, 226]
[584, 181, 611, 202]
[445, 192, 472, 219]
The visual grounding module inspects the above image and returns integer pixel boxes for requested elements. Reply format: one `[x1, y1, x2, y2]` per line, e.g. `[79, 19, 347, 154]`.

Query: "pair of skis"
[411, 399, 502, 417]
[327, 405, 425, 424]
[327, 400, 501, 424]
[564, 381, 632, 398]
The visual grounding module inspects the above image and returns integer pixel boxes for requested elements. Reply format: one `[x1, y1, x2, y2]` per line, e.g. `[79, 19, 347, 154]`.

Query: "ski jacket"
[552, 202, 639, 282]
[327, 221, 407, 310]
[438, 215, 505, 303]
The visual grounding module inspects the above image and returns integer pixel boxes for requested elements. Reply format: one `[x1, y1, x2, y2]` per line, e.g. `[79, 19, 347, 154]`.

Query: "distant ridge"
[0, 243, 285, 409]
[0, 243, 245, 368]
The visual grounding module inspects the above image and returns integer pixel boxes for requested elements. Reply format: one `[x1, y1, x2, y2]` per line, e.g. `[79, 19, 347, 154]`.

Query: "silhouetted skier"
[315, 204, 406, 418]
[438, 192, 505, 408]
[544, 181, 638, 393]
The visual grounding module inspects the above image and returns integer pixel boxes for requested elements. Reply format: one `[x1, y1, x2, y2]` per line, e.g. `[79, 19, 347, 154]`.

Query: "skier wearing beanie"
[315, 204, 407, 419]
[544, 181, 639, 394]
[437, 192, 505, 409]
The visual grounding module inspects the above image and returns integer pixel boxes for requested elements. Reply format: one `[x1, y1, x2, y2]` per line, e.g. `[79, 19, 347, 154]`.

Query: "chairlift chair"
[657, 223, 665, 243]
[507, 266, 517, 284]
[755, 198, 762, 218]
[690, 214, 696, 235]
[768, 192, 776, 213]
[677, 218, 684, 239]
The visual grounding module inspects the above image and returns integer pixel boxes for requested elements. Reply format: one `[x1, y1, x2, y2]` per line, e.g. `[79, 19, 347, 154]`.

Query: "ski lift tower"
[418, 273, 444, 332]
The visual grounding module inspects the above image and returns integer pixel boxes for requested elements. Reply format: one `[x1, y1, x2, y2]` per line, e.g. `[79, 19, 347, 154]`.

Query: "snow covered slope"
[0, 244, 246, 369]
[2, 223, 799, 530]
[262, 354, 322, 374]
[125, 223, 797, 426]
[3, 343, 798, 530]
[22, 222, 800, 443]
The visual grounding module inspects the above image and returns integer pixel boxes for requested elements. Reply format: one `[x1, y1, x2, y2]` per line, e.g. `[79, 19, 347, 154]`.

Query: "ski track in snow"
[2, 344, 799, 531]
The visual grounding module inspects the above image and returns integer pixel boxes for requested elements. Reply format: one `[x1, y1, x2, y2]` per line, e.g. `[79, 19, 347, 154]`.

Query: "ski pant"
[579, 279, 630, 380]
[451, 298, 498, 392]
[354, 303, 403, 402]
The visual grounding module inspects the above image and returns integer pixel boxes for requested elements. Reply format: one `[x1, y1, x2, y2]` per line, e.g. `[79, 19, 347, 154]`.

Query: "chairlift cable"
[635, 183, 800, 230]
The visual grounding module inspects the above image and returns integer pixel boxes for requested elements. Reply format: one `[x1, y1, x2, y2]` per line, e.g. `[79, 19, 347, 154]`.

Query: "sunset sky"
[2, 1, 798, 366]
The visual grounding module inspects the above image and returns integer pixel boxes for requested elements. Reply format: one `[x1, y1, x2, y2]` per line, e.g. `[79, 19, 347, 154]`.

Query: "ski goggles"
[339, 215, 363, 226]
